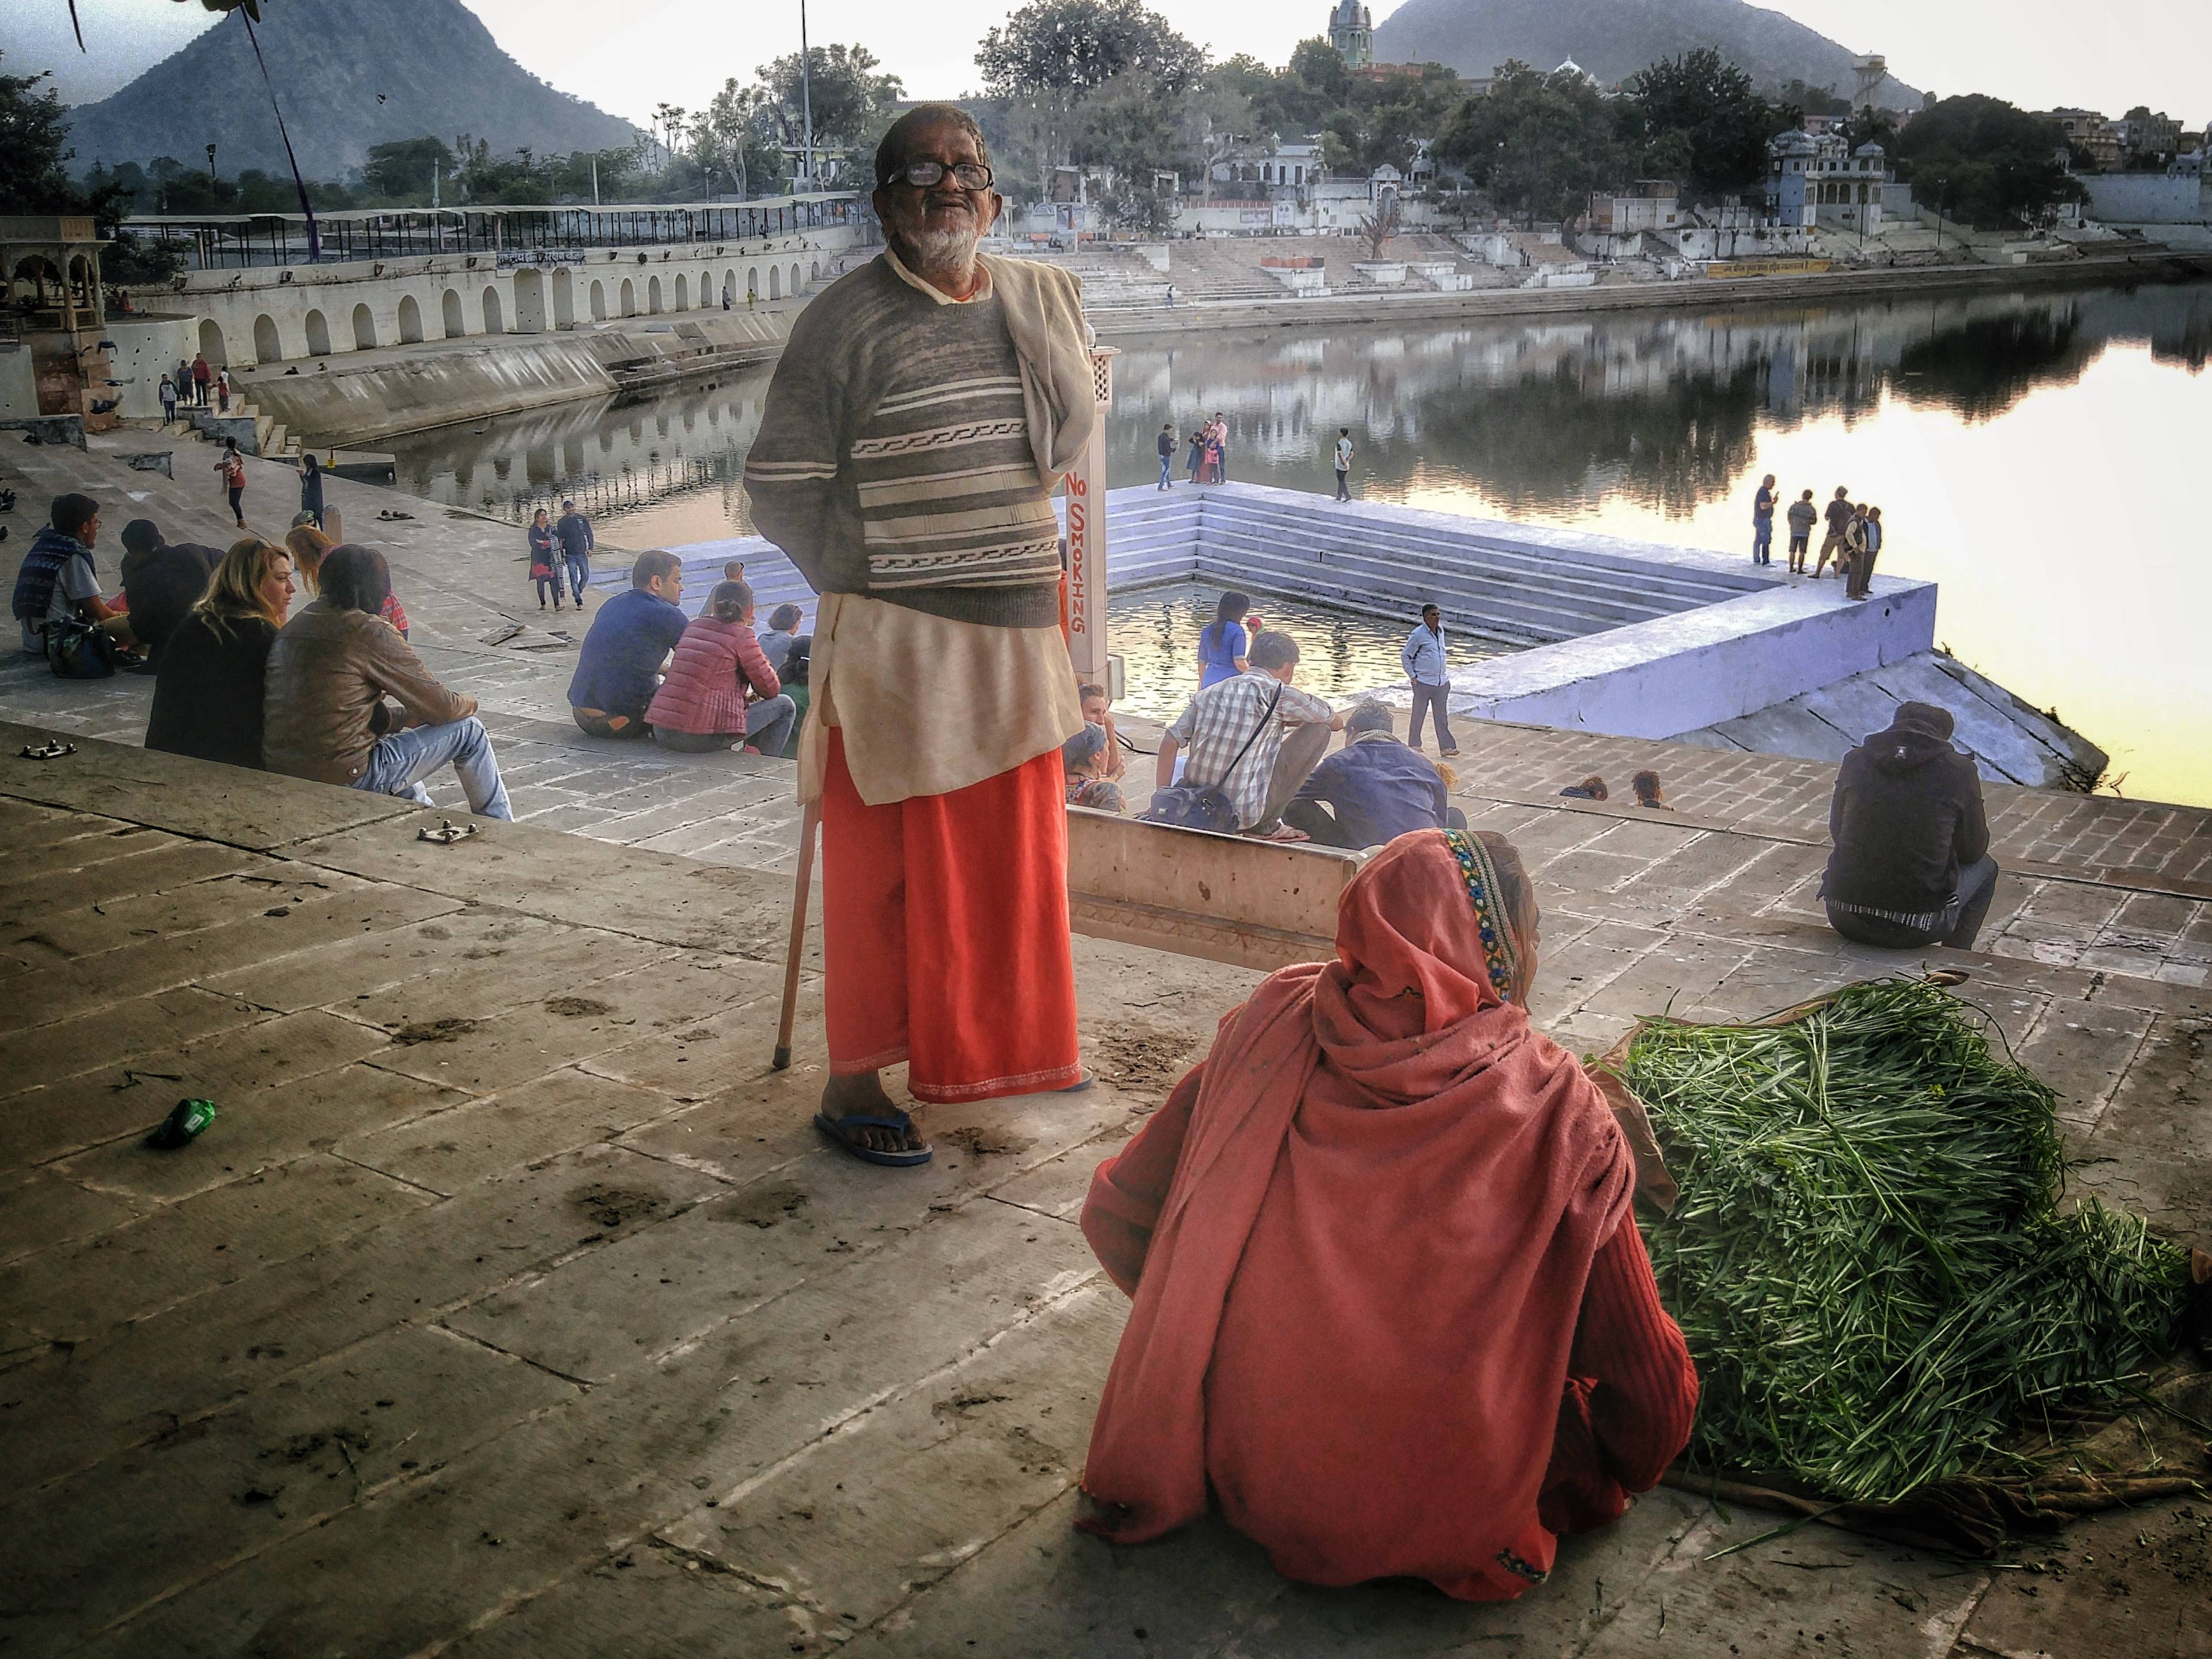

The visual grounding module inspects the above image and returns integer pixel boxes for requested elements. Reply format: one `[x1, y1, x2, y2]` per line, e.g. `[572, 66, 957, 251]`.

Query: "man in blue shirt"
[1751, 473, 1776, 566]
[1401, 603, 1458, 757]
[554, 499, 596, 610]
[567, 550, 687, 738]
[1283, 703, 1462, 849]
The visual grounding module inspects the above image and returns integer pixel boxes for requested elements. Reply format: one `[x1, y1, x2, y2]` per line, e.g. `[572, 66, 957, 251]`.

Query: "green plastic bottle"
[145, 1098, 217, 1150]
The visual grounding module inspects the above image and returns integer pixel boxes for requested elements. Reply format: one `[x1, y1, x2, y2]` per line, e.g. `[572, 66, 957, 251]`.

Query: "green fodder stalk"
[1627, 980, 2191, 1505]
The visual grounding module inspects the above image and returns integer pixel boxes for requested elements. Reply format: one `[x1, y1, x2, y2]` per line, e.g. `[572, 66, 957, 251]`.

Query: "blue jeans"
[353, 716, 513, 819]
[565, 554, 591, 602]
[1753, 520, 1773, 565]
[1158, 455, 1173, 487]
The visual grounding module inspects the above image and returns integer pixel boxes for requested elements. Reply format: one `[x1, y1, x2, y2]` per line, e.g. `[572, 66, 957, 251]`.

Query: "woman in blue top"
[1197, 590, 1252, 689]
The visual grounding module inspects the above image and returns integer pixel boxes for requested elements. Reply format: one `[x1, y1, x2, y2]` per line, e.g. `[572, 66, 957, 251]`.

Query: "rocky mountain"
[1372, 0, 1924, 108]
[65, 0, 643, 180]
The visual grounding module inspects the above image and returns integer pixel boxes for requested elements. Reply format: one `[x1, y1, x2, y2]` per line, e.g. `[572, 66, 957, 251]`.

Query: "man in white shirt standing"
[1333, 428, 1355, 502]
[1402, 602, 1459, 758]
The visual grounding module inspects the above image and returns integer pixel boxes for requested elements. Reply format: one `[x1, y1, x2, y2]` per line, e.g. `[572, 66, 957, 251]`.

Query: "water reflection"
[385, 278, 2212, 804]
[1106, 583, 1511, 724]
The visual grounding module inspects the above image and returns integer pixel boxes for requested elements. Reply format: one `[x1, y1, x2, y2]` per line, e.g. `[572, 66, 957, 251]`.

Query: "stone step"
[1193, 497, 1755, 610]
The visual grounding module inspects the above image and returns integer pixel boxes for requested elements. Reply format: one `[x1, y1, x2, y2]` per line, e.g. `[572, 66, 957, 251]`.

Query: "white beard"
[906, 220, 980, 272]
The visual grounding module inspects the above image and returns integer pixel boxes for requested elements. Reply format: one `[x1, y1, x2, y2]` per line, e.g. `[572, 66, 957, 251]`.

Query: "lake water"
[387, 277, 2212, 807]
[1105, 583, 1512, 724]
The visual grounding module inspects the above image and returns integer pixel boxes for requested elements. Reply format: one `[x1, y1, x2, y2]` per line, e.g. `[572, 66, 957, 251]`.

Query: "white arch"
[768, 266, 781, 299]
[589, 279, 606, 321]
[481, 285, 503, 334]
[441, 289, 466, 338]
[252, 313, 282, 364]
[304, 309, 332, 356]
[351, 303, 377, 350]
[197, 317, 227, 365]
[396, 294, 424, 344]
[648, 274, 663, 314]
[674, 274, 688, 311]
[619, 277, 636, 317]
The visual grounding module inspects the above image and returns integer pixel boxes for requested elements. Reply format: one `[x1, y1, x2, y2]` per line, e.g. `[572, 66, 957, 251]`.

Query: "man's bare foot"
[816, 1071, 927, 1157]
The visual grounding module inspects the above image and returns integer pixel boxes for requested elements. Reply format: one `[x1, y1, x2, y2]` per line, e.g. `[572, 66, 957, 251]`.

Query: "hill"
[65, 0, 643, 181]
[1372, 0, 1923, 108]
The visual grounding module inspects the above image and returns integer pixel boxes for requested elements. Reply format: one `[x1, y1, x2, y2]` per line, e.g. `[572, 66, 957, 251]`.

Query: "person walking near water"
[554, 498, 595, 611]
[1786, 490, 1817, 573]
[297, 452, 324, 530]
[527, 508, 564, 610]
[213, 439, 246, 530]
[1205, 413, 1228, 484]
[1157, 423, 1175, 490]
[1403, 602, 1459, 758]
[1816, 486, 1854, 579]
[1751, 473, 1775, 566]
[1185, 425, 1204, 485]
[1334, 428, 1355, 501]
[158, 375, 178, 425]
[215, 366, 232, 414]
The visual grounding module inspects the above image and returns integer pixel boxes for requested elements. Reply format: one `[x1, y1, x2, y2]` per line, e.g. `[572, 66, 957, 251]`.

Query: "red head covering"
[1079, 830, 1635, 1600]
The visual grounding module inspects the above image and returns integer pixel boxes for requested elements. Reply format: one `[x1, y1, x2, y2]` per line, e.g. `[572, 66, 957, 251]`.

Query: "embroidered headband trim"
[1442, 829, 1522, 1002]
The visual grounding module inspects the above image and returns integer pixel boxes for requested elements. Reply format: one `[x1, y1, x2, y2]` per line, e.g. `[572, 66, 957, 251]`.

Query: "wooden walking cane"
[772, 800, 820, 1071]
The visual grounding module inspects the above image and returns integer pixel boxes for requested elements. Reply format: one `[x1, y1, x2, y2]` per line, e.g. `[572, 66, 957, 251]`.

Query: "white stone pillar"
[1065, 345, 1117, 686]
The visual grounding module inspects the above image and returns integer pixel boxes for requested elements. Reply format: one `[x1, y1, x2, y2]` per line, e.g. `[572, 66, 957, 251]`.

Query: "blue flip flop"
[1057, 1072, 1096, 1093]
[813, 1109, 933, 1167]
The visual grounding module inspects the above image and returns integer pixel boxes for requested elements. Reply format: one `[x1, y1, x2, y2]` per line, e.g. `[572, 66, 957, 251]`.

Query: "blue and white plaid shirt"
[1167, 669, 1335, 829]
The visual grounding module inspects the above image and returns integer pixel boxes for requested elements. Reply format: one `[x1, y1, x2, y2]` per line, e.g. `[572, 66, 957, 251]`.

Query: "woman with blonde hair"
[145, 536, 296, 770]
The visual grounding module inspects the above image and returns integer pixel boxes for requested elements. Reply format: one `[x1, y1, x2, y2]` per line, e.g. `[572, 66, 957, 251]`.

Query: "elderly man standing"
[744, 103, 1096, 1167]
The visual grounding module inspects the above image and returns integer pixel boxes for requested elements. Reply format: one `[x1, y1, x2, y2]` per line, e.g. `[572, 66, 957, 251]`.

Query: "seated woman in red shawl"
[1077, 829, 1697, 1601]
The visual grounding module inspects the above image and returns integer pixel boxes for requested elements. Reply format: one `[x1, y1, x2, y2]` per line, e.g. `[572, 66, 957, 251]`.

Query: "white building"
[1767, 132, 1899, 232]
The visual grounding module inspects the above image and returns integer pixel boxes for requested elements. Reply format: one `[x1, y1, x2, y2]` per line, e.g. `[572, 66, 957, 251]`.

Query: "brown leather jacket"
[263, 601, 474, 785]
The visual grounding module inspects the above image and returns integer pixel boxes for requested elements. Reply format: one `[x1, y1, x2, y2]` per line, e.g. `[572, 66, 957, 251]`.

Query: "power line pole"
[799, 0, 815, 190]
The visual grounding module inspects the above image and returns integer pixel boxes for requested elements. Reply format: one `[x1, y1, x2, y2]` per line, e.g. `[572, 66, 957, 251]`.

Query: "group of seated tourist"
[0, 490, 512, 817]
[564, 551, 807, 757]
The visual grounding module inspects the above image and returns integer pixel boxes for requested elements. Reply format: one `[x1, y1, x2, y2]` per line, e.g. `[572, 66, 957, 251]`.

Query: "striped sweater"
[744, 255, 1069, 629]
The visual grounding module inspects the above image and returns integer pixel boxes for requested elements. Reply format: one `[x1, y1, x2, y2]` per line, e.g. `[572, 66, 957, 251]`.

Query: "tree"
[1435, 61, 1623, 222]
[361, 137, 456, 202]
[0, 58, 76, 214]
[1098, 180, 1176, 235]
[977, 0, 1207, 99]
[1285, 38, 1352, 110]
[690, 78, 785, 199]
[755, 44, 904, 184]
[1358, 196, 1400, 260]
[1778, 79, 1850, 120]
[976, 1, 1204, 203]
[1617, 50, 1789, 201]
[1893, 95, 2085, 230]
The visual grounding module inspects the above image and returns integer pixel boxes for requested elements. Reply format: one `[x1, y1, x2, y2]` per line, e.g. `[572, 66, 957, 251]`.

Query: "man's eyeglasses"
[888, 160, 994, 191]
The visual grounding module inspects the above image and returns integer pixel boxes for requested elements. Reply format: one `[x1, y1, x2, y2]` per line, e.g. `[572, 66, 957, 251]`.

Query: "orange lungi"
[819, 728, 1082, 1102]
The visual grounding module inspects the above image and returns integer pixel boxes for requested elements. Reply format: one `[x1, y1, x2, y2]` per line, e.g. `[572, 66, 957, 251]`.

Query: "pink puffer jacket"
[645, 615, 780, 735]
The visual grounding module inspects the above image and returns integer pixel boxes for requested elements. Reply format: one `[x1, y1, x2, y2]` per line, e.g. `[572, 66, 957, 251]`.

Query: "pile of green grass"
[1623, 978, 2191, 1505]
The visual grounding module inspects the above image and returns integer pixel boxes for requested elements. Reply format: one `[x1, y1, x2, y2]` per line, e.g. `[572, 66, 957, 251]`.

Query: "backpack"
[46, 616, 118, 679]
[1144, 684, 1280, 834]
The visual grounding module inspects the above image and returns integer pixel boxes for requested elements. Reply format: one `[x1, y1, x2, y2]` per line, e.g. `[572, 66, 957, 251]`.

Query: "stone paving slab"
[0, 738, 2204, 1658]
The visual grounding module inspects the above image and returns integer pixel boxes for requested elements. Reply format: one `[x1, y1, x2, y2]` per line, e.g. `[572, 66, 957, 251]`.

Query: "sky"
[6, 0, 2206, 132]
